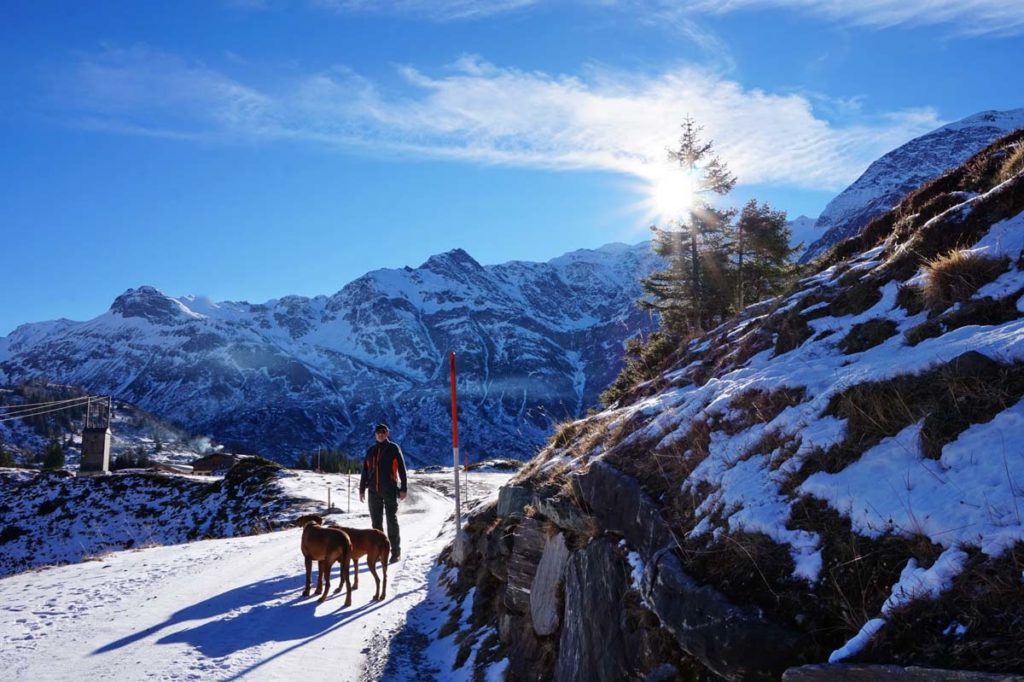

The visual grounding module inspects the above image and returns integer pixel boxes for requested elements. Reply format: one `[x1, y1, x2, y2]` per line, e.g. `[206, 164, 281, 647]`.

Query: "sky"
[1, 0, 1022, 335]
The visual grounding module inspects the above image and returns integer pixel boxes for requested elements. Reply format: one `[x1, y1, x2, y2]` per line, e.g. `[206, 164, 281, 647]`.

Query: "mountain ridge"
[0, 241, 662, 465]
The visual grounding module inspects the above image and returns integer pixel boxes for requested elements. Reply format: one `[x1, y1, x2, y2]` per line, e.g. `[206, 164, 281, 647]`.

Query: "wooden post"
[450, 352, 461, 555]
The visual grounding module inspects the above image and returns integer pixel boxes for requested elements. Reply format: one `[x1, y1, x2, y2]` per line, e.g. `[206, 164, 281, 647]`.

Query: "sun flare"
[647, 169, 696, 222]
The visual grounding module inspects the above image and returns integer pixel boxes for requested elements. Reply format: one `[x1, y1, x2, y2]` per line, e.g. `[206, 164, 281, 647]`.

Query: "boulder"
[555, 538, 632, 681]
[533, 494, 598, 537]
[645, 549, 806, 681]
[572, 460, 673, 558]
[497, 484, 535, 518]
[783, 664, 1024, 682]
[505, 517, 547, 614]
[530, 532, 570, 636]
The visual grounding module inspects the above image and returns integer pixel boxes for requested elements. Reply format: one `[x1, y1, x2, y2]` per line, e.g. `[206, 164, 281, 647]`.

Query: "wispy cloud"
[310, 0, 541, 21]
[295, 0, 1024, 36]
[683, 0, 1024, 37]
[53, 48, 942, 191]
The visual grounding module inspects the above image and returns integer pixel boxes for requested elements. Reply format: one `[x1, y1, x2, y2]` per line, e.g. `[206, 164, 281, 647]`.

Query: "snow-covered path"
[0, 471, 510, 681]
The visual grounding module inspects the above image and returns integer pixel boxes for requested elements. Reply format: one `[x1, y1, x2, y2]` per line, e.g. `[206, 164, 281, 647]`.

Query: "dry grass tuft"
[895, 284, 925, 315]
[921, 249, 1009, 312]
[998, 142, 1024, 184]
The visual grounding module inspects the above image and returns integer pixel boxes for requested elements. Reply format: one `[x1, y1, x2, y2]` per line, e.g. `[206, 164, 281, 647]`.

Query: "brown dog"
[337, 527, 391, 602]
[299, 519, 353, 605]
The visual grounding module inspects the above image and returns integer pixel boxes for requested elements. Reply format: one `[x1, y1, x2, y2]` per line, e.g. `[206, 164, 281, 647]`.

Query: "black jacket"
[360, 439, 408, 496]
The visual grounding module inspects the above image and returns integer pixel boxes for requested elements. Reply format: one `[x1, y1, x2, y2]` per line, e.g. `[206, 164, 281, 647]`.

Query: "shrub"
[921, 250, 1008, 312]
[600, 332, 677, 406]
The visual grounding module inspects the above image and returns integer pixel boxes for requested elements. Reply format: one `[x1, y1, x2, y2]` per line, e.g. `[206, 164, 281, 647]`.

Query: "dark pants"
[368, 489, 400, 555]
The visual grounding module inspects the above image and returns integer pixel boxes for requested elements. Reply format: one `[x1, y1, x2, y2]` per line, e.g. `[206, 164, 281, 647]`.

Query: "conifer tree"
[41, 439, 65, 470]
[734, 199, 798, 309]
[0, 437, 15, 468]
[643, 116, 737, 336]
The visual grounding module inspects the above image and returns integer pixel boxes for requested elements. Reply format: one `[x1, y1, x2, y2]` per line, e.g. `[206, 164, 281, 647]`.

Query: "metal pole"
[348, 469, 351, 514]
[450, 352, 461, 554]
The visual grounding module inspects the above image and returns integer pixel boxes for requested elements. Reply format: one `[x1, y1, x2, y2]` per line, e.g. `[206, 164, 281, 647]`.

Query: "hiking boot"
[389, 551, 401, 564]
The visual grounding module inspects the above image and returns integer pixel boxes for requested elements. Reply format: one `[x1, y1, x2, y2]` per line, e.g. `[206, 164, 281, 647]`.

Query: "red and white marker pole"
[450, 352, 462, 555]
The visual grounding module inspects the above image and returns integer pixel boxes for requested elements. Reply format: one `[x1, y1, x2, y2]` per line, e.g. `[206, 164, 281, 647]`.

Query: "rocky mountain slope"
[442, 130, 1024, 680]
[0, 243, 661, 465]
[801, 108, 1024, 263]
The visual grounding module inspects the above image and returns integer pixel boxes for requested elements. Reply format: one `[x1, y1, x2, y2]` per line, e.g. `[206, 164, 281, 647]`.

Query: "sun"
[646, 169, 696, 223]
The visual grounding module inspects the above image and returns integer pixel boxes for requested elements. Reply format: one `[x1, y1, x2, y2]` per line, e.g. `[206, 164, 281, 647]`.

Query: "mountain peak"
[421, 248, 483, 273]
[110, 286, 201, 324]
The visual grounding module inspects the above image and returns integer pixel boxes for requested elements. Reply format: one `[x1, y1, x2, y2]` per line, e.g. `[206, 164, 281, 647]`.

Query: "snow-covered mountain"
[801, 108, 1024, 263]
[0, 243, 661, 465]
[786, 214, 818, 258]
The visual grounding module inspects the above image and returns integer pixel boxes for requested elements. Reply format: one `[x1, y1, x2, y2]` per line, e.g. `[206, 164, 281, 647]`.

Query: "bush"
[922, 250, 1008, 312]
[600, 332, 677, 406]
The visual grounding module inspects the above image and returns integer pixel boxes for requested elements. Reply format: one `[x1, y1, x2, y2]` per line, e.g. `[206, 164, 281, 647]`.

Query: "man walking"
[359, 423, 408, 563]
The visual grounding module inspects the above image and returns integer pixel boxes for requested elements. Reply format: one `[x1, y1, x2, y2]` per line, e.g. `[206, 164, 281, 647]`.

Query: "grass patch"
[998, 142, 1024, 185]
[895, 284, 925, 315]
[772, 310, 814, 356]
[793, 353, 1024, 481]
[723, 388, 806, 435]
[860, 543, 1024, 673]
[787, 498, 944, 650]
[905, 293, 1023, 346]
[829, 278, 884, 317]
[921, 250, 1009, 312]
[838, 319, 898, 354]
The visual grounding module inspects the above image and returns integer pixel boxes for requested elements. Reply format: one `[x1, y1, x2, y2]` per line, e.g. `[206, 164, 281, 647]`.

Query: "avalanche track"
[0, 471, 511, 681]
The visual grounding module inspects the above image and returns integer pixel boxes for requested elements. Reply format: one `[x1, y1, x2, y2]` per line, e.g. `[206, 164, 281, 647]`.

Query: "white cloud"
[54, 48, 943, 192]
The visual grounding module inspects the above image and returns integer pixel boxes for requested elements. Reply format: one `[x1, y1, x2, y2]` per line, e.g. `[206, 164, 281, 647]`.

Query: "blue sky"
[1, 0, 1022, 335]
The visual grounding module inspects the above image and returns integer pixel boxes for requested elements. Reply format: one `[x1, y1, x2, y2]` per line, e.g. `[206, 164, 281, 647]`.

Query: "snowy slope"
[0, 243, 662, 465]
[0, 469, 512, 682]
[490, 128, 1024, 674]
[801, 108, 1024, 263]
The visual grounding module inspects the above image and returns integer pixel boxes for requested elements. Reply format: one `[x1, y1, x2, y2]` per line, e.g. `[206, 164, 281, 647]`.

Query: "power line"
[0, 395, 97, 414]
[0, 397, 100, 424]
